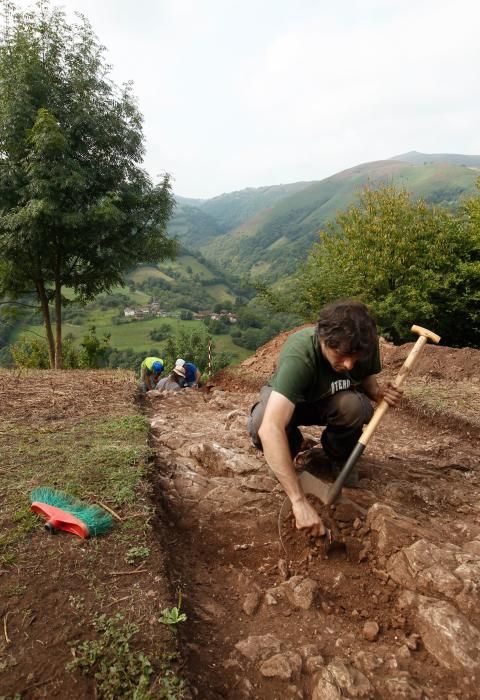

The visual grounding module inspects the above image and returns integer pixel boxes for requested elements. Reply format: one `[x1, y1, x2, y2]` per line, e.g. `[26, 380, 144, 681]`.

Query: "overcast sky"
[13, 0, 480, 198]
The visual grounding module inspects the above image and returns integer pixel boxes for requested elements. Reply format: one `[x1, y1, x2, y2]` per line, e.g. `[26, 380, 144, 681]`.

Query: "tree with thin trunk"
[0, 1, 177, 368]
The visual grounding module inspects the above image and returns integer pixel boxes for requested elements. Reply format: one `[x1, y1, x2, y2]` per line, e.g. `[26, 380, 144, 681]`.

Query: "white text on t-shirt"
[330, 379, 351, 394]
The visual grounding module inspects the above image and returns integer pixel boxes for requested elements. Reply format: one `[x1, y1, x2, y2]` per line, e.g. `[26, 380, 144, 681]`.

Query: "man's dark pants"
[247, 386, 374, 461]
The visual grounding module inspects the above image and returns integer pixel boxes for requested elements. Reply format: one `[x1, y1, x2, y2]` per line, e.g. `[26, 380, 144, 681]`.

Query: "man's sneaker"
[330, 460, 360, 488]
[295, 447, 331, 477]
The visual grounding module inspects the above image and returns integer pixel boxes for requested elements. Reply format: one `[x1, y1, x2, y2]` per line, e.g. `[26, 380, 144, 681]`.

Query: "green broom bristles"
[30, 487, 113, 536]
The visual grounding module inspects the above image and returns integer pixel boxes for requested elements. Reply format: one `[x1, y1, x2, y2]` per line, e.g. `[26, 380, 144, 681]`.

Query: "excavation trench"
[147, 386, 480, 700]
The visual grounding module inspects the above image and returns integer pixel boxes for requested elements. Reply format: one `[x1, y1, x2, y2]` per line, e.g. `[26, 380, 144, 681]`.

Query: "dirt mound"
[215, 327, 480, 392]
[381, 342, 480, 382]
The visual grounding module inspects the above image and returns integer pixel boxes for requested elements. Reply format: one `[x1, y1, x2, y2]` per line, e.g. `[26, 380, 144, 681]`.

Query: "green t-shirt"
[269, 327, 381, 404]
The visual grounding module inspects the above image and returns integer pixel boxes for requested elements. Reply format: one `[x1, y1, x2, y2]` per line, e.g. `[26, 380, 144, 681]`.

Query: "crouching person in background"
[139, 357, 164, 392]
[175, 358, 202, 388]
[156, 364, 186, 392]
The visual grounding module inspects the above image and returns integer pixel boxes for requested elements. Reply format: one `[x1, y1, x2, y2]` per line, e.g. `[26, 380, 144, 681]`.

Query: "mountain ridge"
[170, 152, 480, 282]
[201, 158, 479, 280]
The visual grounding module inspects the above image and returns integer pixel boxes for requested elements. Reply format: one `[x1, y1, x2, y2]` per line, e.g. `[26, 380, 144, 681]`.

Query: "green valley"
[3, 151, 479, 369]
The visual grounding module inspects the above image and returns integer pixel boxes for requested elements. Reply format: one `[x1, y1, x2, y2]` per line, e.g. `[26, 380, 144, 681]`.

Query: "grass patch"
[405, 378, 480, 431]
[61, 284, 150, 305]
[127, 265, 176, 284]
[0, 414, 152, 556]
[172, 255, 214, 279]
[125, 546, 150, 565]
[206, 283, 236, 303]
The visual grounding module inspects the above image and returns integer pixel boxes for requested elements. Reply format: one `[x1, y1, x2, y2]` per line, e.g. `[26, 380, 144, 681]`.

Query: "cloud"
[11, 0, 480, 196]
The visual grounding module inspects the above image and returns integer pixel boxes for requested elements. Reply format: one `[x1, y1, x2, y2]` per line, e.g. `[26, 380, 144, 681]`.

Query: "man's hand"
[378, 381, 403, 407]
[291, 497, 326, 537]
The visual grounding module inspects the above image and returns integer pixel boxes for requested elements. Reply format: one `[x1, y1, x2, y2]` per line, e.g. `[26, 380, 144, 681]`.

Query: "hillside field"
[10, 313, 251, 362]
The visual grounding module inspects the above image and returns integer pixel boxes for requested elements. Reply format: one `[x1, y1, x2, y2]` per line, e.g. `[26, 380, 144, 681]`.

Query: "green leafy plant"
[10, 335, 81, 369]
[125, 545, 151, 565]
[67, 614, 153, 699]
[158, 655, 186, 699]
[80, 326, 111, 368]
[295, 183, 480, 346]
[159, 591, 187, 626]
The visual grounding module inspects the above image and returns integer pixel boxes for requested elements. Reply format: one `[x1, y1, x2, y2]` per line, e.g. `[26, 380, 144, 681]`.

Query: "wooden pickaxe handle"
[359, 325, 440, 446]
[325, 324, 440, 505]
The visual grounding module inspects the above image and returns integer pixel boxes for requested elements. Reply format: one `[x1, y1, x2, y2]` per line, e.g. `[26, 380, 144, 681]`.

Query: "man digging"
[248, 300, 402, 536]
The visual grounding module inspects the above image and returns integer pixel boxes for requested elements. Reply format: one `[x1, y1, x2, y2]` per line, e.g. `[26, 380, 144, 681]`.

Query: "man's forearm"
[361, 375, 380, 402]
[259, 424, 305, 504]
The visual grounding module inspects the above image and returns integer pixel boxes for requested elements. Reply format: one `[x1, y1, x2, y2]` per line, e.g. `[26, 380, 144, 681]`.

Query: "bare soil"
[149, 331, 480, 699]
[1, 331, 479, 699]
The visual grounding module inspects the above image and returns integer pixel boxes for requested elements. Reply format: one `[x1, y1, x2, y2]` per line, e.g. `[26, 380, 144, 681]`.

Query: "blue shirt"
[184, 362, 197, 383]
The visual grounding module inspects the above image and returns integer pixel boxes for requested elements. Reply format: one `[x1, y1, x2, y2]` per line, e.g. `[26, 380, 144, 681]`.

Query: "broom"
[30, 487, 113, 539]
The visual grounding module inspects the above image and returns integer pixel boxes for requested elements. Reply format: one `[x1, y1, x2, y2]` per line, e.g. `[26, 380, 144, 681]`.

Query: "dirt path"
[147, 386, 480, 699]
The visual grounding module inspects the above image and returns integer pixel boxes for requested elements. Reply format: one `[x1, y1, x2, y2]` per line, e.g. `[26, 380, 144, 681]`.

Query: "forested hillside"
[167, 181, 313, 247]
[197, 159, 480, 281]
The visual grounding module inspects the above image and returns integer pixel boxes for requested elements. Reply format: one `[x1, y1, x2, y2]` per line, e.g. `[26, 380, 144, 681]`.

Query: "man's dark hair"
[316, 300, 377, 358]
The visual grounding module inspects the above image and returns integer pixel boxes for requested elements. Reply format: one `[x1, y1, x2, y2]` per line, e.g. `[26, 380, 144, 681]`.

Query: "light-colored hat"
[173, 365, 186, 377]
[175, 358, 185, 367]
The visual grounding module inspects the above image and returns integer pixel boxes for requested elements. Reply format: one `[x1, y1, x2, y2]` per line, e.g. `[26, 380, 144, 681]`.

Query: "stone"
[313, 659, 373, 698]
[334, 502, 359, 522]
[353, 649, 385, 673]
[242, 591, 262, 616]
[189, 442, 259, 477]
[224, 409, 248, 431]
[243, 475, 277, 492]
[265, 592, 278, 605]
[366, 503, 433, 555]
[299, 643, 320, 660]
[398, 591, 480, 676]
[304, 655, 325, 674]
[387, 539, 463, 599]
[335, 632, 356, 651]
[285, 652, 303, 679]
[260, 653, 294, 680]
[406, 633, 420, 651]
[235, 634, 282, 661]
[282, 576, 318, 610]
[278, 558, 289, 580]
[395, 645, 411, 669]
[462, 540, 480, 557]
[312, 676, 343, 700]
[359, 546, 370, 562]
[236, 678, 254, 698]
[383, 672, 424, 699]
[363, 620, 380, 641]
